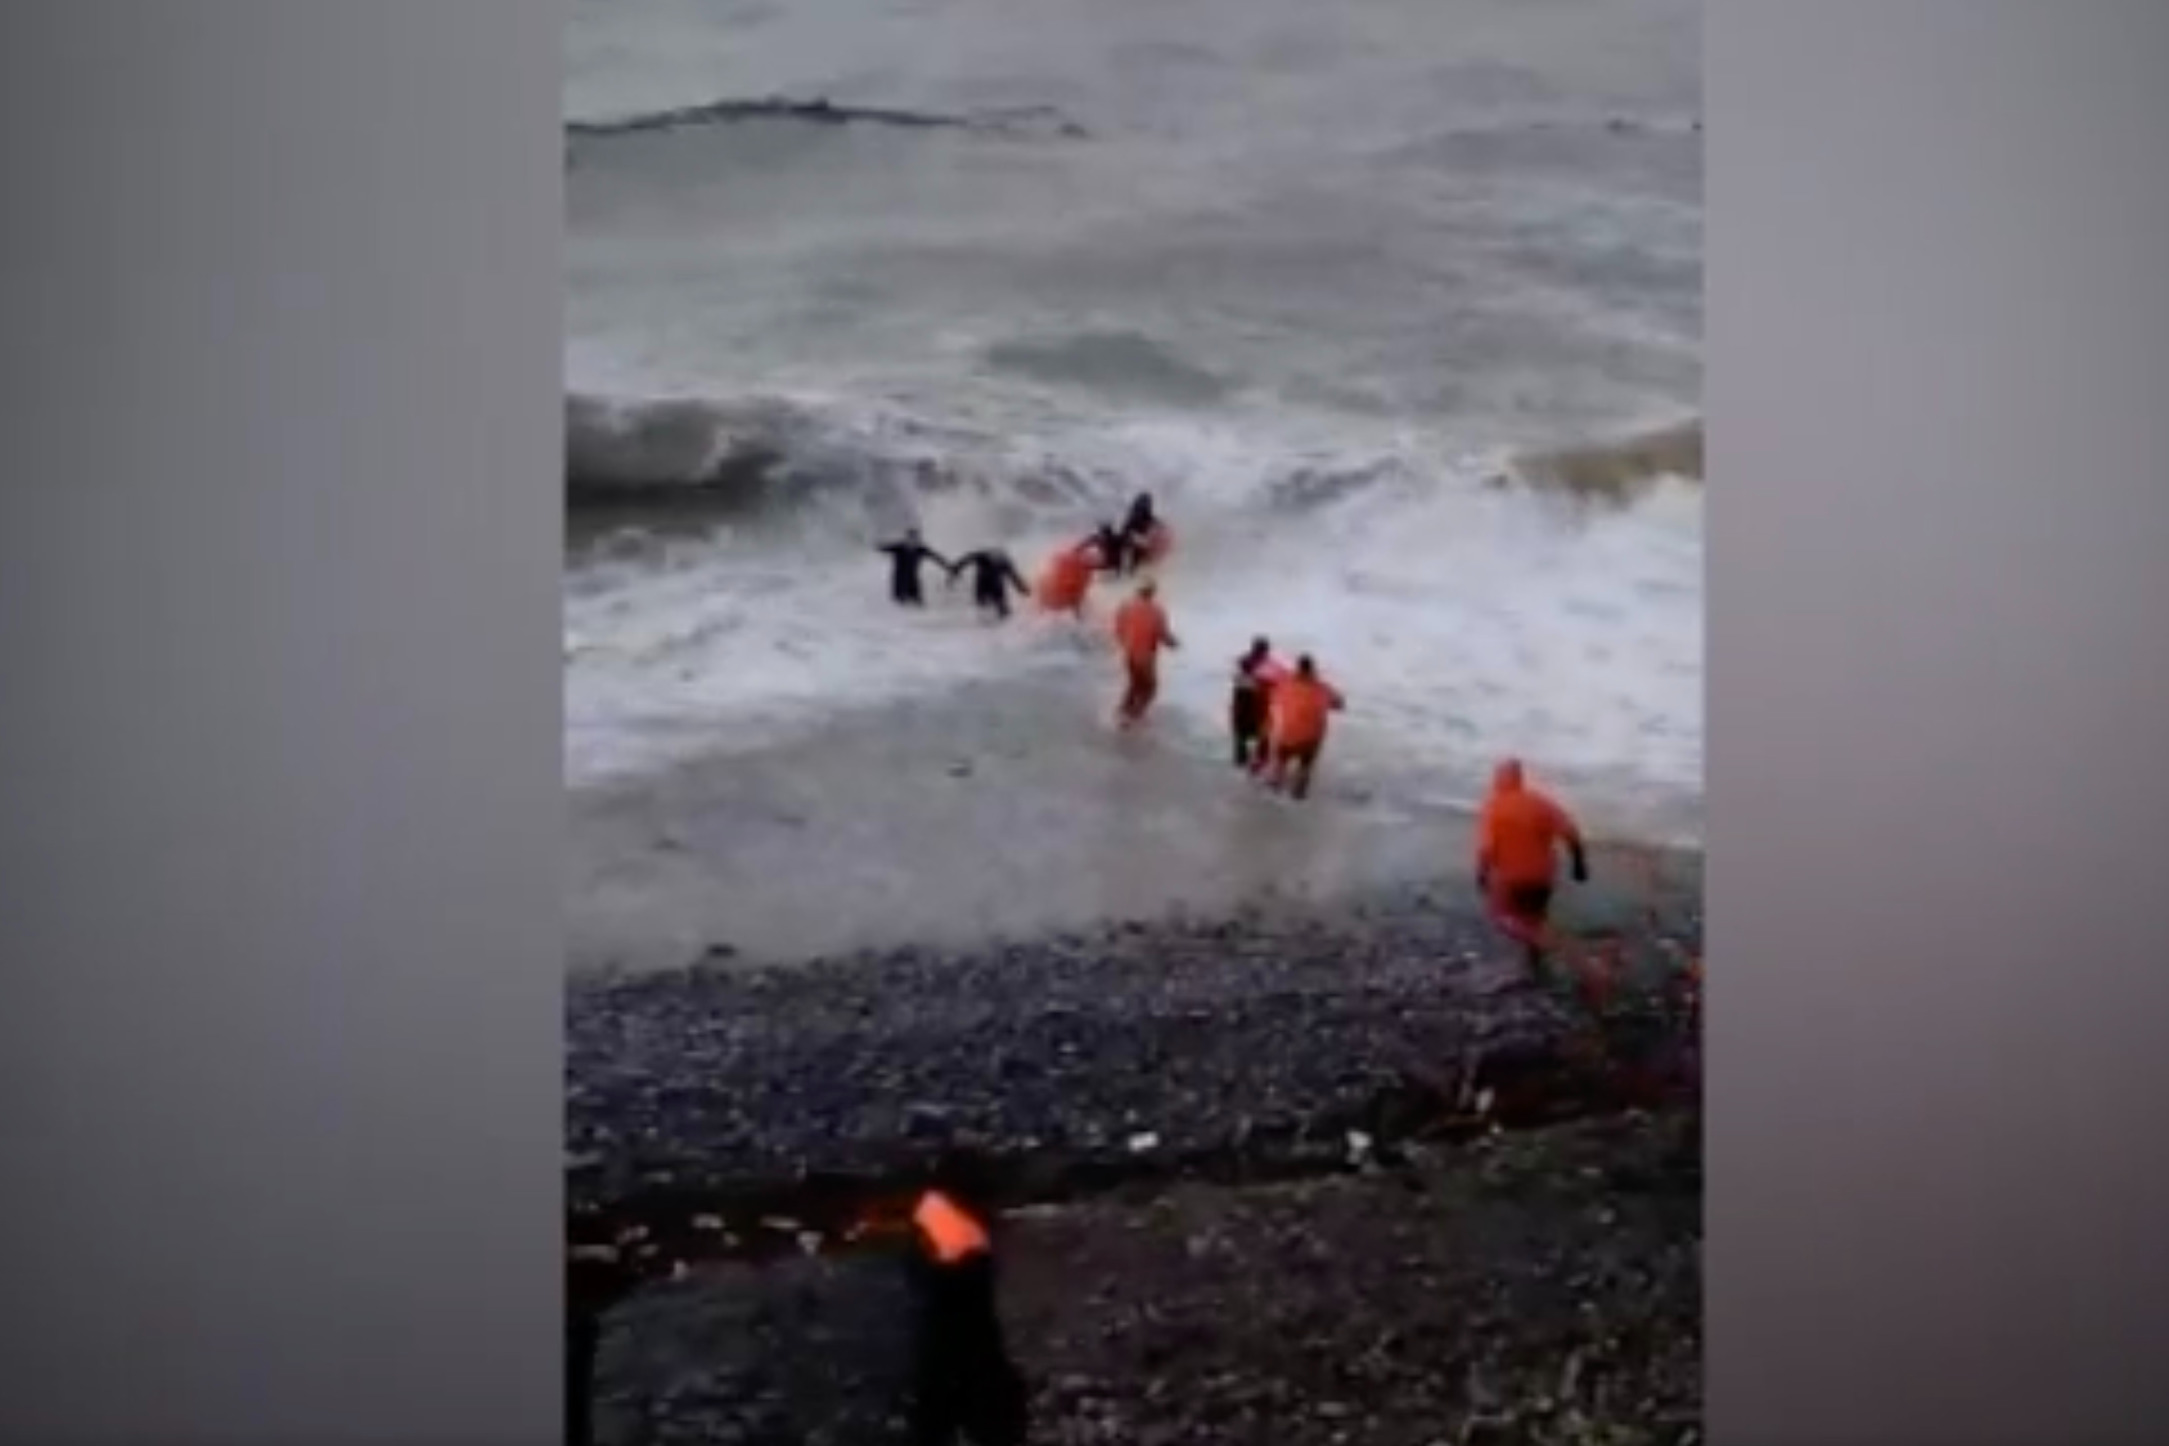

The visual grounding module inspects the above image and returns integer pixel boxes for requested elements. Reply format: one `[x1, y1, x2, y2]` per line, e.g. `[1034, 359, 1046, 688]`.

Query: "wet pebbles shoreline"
[570, 880, 1702, 1444]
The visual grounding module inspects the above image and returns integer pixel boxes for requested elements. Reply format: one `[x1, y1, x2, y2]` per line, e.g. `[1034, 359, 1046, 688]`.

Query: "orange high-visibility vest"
[913, 1190, 991, 1264]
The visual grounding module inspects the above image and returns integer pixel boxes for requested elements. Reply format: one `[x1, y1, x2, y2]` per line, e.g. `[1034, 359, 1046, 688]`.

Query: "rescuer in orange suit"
[1475, 757, 1590, 978]
[1263, 654, 1346, 800]
[1111, 580, 1179, 728]
[1034, 539, 1096, 618]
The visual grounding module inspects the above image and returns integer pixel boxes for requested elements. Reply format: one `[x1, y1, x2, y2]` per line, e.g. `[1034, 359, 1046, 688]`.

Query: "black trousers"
[910, 1256, 1029, 1446]
[911, 1349, 1029, 1446]
[1229, 689, 1265, 766]
[1494, 880, 1556, 975]
[566, 1310, 598, 1446]
[1502, 880, 1554, 926]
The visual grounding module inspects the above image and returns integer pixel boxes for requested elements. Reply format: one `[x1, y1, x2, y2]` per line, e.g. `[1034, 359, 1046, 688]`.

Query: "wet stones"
[575, 886, 1702, 1441]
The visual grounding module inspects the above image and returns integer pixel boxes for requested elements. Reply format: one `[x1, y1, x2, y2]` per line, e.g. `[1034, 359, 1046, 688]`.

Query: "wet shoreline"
[567, 674, 1701, 974]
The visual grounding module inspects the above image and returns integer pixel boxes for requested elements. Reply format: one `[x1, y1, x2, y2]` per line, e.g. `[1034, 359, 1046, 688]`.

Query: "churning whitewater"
[563, 0, 1702, 843]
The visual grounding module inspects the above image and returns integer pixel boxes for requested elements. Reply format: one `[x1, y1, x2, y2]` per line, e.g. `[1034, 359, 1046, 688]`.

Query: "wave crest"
[1501, 419, 1703, 504]
[566, 392, 1118, 534]
[566, 95, 1089, 146]
[566, 391, 1702, 537]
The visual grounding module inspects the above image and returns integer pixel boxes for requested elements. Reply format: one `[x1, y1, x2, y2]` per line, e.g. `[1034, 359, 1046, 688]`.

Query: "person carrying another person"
[1474, 757, 1590, 981]
[1263, 654, 1346, 800]
[947, 547, 1032, 621]
[878, 528, 952, 608]
[906, 1148, 1029, 1445]
[1229, 636, 1287, 771]
[1111, 580, 1179, 729]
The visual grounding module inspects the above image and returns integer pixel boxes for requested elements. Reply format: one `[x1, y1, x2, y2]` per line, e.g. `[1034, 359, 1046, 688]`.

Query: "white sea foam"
[564, 411, 1702, 840]
[563, 0, 1703, 843]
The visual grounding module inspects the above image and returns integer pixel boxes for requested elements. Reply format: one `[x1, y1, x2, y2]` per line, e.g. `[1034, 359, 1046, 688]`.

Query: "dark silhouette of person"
[879, 528, 952, 606]
[947, 548, 1032, 620]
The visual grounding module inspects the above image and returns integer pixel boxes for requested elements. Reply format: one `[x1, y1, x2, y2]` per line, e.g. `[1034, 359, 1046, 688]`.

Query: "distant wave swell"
[565, 95, 1090, 145]
[566, 392, 1112, 531]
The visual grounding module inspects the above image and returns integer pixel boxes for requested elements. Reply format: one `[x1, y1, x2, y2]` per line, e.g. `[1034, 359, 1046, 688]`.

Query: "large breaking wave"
[566, 388, 1703, 536]
[563, 384, 1704, 844]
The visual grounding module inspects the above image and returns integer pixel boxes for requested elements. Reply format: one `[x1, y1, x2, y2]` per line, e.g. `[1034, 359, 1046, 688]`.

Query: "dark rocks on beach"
[570, 883, 1701, 1443]
[592, 1116, 1700, 1445]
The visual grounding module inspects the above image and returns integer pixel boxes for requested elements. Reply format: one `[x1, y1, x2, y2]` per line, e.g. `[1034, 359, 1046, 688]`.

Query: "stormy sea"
[565, 0, 1702, 1440]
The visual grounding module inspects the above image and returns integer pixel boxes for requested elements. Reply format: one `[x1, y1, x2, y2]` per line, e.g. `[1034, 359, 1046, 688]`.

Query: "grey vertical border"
[1711, 1, 2169, 1442]
[0, 4, 563, 1443]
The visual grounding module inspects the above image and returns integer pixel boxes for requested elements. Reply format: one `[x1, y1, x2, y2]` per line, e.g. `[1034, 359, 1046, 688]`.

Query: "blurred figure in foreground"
[908, 1149, 1029, 1445]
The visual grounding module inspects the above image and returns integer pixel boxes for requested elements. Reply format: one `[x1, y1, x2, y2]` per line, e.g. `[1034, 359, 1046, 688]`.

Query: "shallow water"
[568, 675, 1696, 971]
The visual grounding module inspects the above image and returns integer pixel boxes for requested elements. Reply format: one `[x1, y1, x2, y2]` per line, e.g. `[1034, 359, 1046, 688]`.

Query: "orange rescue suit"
[1476, 759, 1583, 887]
[1112, 594, 1174, 663]
[913, 1189, 992, 1264]
[1269, 673, 1344, 750]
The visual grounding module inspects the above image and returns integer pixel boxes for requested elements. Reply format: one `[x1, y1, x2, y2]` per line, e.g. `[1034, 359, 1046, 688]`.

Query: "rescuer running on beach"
[1475, 757, 1590, 979]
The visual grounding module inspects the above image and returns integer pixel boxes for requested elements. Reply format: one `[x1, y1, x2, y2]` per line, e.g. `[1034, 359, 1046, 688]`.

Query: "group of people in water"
[875, 488, 1592, 961]
[876, 490, 1352, 802]
[876, 492, 1168, 620]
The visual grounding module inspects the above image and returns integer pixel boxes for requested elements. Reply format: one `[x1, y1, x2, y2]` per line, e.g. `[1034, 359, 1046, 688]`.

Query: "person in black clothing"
[1230, 635, 1277, 771]
[1088, 519, 1129, 576]
[946, 547, 1032, 620]
[1117, 491, 1158, 573]
[880, 528, 951, 607]
[565, 1223, 642, 1446]
[1122, 492, 1155, 536]
[907, 1148, 1029, 1446]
